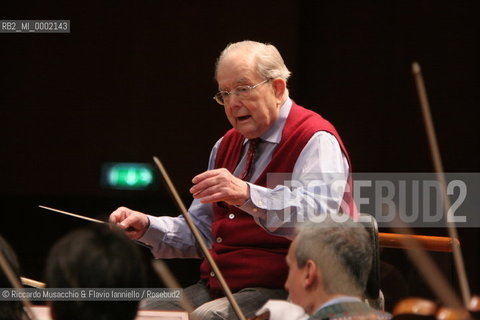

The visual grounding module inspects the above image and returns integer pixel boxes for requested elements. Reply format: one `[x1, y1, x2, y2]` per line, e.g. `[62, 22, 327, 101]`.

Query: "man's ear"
[272, 78, 286, 102]
[304, 259, 319, 289]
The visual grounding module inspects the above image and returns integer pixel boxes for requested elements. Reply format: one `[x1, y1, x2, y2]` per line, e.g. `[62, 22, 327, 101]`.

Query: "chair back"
[359, 212, 381, 300]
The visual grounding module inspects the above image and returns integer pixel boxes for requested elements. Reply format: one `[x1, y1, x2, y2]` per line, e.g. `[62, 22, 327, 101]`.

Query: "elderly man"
[257, 216, 391, 320]
[109, 40, 356, 319]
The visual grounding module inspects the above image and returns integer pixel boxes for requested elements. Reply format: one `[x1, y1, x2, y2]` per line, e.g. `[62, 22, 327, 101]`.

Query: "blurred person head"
[0, 235, 24, 320]
[45, 225, 147, 320]
[284, 215, 372, 314]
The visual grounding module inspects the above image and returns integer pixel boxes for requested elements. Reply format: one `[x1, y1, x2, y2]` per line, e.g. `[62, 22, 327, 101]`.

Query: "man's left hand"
[190, 168, 249, 205]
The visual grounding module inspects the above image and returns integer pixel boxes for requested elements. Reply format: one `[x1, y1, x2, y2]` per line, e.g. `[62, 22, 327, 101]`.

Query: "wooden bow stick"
[153, 156, 247, 320]
[151, 260, 195, 313]
[0, 248, 38, 320]
[390, 218, 464, 309]
[412, 62, 471, 307]
[21, 277, 46, 288]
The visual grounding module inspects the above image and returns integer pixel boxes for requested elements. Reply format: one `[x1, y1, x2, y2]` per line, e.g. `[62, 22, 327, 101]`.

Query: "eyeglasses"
[213, 79, 271, 105]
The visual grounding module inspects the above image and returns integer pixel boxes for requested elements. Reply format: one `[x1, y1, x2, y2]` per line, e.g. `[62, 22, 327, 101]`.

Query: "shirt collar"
[243, 98, 292, 145]
[315, 296, 362, 313]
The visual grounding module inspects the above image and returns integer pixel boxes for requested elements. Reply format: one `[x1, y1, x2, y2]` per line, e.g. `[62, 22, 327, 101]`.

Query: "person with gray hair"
[257, 216, 391, 320]
[292, 216, 372, 301]
[110, 40, 356, 319]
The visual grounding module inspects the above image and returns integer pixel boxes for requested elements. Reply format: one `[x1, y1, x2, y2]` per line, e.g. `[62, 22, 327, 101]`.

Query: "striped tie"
[239, 138, 260, 181]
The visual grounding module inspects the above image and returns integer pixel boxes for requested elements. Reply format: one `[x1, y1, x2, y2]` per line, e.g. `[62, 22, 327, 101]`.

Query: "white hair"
[295, 215, 372, 297]
[215, 40, 291, 82]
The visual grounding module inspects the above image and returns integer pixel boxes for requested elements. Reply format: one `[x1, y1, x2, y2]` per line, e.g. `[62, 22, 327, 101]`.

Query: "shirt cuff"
[138, 215, 166, 247]
[238, 183, 268, 218]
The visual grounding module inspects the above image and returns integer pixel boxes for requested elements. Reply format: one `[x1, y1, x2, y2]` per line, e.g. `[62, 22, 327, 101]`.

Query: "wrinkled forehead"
[216, 52, 261, 88]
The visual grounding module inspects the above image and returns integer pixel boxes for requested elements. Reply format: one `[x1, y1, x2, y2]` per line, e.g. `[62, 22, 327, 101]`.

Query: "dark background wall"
[1, 0, 478, 311]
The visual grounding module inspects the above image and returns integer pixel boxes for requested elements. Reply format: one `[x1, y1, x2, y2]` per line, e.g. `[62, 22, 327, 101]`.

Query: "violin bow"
[390, 218, 464, 309]
[412, 62, 471, 307]
[151, 259, 195, 313]
[21, 277, 46, 288]
[0, 248, 38, 320]
[153, 156, 247, 320]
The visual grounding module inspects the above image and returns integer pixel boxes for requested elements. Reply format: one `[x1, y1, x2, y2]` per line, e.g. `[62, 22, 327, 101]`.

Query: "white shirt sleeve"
[239, 131, 349, 239]
[138, 139, 222, 259]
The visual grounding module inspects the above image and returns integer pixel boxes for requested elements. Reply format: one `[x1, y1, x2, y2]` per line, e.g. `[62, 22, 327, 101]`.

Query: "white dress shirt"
[140, 98, 349, 258]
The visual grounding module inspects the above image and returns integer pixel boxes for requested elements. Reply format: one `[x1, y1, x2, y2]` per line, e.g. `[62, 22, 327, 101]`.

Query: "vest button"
[228, 213, 235, 219]
[210, 271, 215, 277]
[216, 237, 222, 243]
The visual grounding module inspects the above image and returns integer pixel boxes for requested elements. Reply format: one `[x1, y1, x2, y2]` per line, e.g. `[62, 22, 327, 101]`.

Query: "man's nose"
[225, 93, 242, 107]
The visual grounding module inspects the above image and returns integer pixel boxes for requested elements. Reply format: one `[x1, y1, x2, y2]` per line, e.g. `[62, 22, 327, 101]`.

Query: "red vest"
[200, 101, 356, 296]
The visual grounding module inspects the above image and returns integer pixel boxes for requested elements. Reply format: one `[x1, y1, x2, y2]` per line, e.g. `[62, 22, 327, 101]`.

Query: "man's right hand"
[109, 207, 150, 240]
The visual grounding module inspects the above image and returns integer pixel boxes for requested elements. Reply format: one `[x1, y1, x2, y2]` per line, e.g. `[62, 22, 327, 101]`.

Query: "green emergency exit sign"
[102, 163, 155, 190]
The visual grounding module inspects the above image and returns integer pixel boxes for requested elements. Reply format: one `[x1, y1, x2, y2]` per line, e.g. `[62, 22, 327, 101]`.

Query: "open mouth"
[237, 115, 251, 121]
